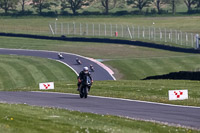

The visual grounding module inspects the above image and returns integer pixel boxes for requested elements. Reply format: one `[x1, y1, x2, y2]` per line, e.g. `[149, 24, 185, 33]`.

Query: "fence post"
[170, 29, 172, 42]
[180, 31, 182, 45]
[67, 23, 69, 35]
[154, 27, 156, 41]
[143, 26, 145, 38]
[80, 23, 82, 35]
[127, 25, 132, 39]
[149, 27, 151, 40]
[73, 22, 75, 35]
[196, 34, 199, 49]
[61, 22, 63, 35]
[185, 33, 188, 46]
[191, 33, 194, 48]
[132, 25, 134, 39]
[110, 23, 112, 36]
[86, 23, 88, 36]
[49, 24, 54, 35]
[92, 23, 94, 36]
[104, 23, 106, 36]
[138, 26, 140, 38]
[99, 24, 101, 36]
[55, 21, 57, 35]
[165, 28, 167, 42]
[121, 25, 123, 38]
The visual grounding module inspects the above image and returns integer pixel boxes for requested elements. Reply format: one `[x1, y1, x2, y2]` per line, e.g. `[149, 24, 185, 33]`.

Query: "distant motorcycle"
[79, 75, 92, 98]
[58, 53, 64, 59]
[76, 58, 82, 65]
[90, 64, 94, 72]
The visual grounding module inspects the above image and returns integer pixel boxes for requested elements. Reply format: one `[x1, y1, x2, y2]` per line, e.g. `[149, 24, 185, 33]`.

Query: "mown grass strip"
[0, 55, 76, 90]
[0, 103, 198, 133]
[105, 55, 200, 80]
[0, 65, 15, 89]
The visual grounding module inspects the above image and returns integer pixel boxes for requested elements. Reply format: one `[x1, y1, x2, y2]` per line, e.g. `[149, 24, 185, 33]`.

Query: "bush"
[81, 11, 101, 15]
[60, 10, 70, 15]
[150, 8, 157, 14]
[40, 11, 58, 16]
[18, 10, 33, 15]
[114, 10, 129, 16]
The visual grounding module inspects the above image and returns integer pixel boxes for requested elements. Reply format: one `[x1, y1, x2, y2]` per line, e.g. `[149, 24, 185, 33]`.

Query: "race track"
[0, 48, 200, 130]
[0, 48, 115, 81]
[0, 91, 199, 130]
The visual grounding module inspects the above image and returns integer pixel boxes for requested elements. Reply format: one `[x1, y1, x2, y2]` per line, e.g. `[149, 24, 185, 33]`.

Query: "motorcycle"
[90, 65, 94, 72]
[58, 53, 64, 59]
[79, 76, 92, 98]
[76, 58, 82, 65]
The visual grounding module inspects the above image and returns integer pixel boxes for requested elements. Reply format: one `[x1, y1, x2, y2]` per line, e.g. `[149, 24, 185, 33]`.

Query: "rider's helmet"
[90, 64, 93, 67]
[83, 67, 89, 73]
[76, 58, 79, 61]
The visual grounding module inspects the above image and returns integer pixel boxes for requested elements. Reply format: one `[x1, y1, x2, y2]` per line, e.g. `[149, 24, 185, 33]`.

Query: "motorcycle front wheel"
[84, 87, 88, 98]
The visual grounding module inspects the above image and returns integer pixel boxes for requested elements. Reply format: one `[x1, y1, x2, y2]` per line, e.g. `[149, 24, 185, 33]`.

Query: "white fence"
[49, 22, 199, 49]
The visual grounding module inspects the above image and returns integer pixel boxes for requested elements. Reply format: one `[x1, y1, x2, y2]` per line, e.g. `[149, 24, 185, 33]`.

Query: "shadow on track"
[0, 32, 200, 54]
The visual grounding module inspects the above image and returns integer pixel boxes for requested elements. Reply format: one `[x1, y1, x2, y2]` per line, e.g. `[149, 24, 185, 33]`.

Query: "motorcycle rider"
[77, 67, 93, 91]
[90, 64, 94, 72]
[76, 58, 81, 65]
[58, 53, 64, 59]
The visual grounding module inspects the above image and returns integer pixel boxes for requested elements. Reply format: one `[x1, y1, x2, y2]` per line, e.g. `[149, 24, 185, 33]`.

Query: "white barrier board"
[39, 82, 54, 90]
[168, 90, 188, 100]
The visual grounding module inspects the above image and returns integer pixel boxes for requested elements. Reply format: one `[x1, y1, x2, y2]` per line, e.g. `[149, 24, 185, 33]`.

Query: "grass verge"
[0, 103, 199, 133]
[104, 55, 200, 80]
[0, 55, 76, 90]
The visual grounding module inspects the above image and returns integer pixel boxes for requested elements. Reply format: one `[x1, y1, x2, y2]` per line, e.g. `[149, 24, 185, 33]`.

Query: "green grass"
[0, 103, 198, 133]
[0, 55, 76, 90]
[0, 16, 199, 34]
[104, 55, 200, 80]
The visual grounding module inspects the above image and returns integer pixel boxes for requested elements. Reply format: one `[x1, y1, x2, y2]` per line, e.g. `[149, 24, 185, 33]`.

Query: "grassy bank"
[104, 55, 200, 80]
[0, 55, 76, 90]
[0, 103, 198, 133]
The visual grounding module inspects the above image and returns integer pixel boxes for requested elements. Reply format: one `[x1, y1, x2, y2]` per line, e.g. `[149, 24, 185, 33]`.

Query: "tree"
[100, 0, 116, 15]
[195, 0, 200, 9]
[154, 0, 167, 14]
[184, 0, 196, 12]
[61, 0, 93, 15]
[166, 0, 182, 15]
[31, 0, 57, 14]
[127, 0, 153, 13]
[19, 0, 28, 13]
[0, 0, 19, 14]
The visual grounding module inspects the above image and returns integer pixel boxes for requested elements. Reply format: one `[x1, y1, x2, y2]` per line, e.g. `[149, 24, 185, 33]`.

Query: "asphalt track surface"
[0, 91, 199, 130]
[0, 48, 115, 81]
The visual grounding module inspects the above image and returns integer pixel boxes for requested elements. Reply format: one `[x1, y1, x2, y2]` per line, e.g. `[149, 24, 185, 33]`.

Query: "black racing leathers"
[77, 71, 93, 91]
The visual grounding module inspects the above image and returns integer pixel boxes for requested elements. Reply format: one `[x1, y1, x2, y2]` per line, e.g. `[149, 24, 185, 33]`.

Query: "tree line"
[0, 0, 200, 15]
